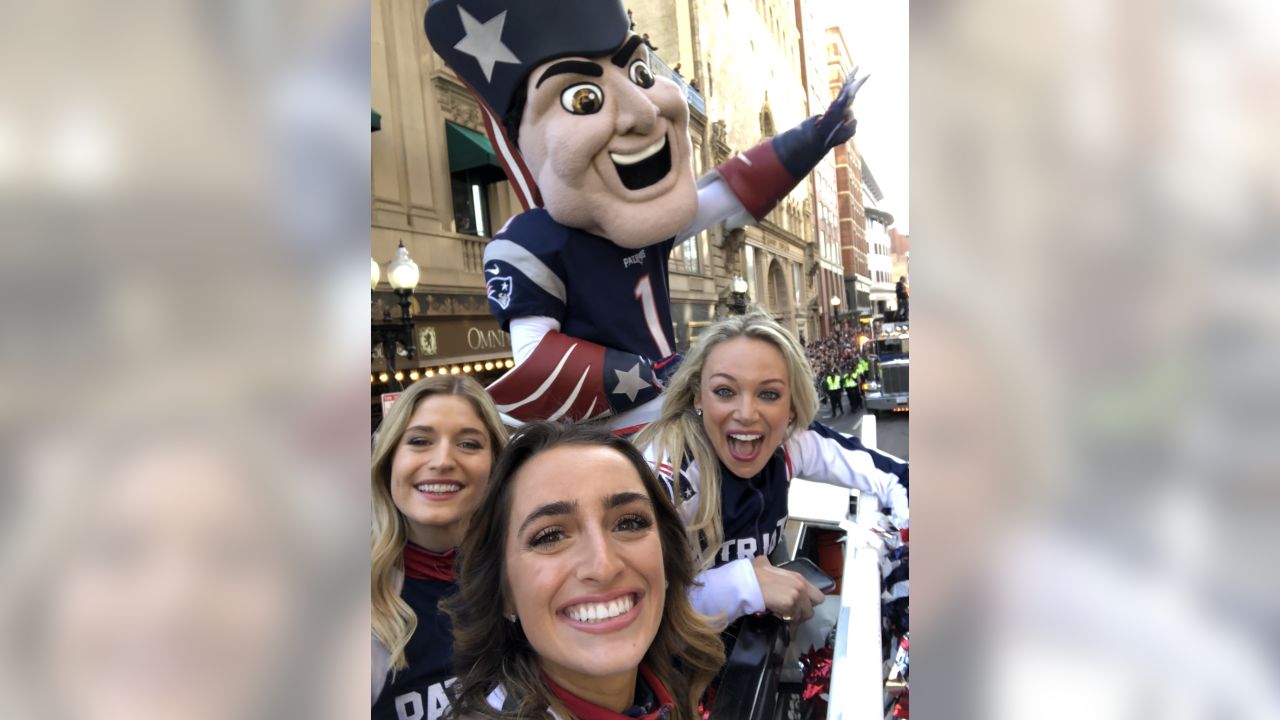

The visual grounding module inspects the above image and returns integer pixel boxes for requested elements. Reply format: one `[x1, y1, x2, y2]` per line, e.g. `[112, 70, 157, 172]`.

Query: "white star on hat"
[612, 363, 651, 403]
[453, 7, 520, 83]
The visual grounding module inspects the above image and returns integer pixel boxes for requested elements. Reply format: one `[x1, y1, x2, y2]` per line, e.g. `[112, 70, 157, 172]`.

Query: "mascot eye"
[628, 60, 655, 89]
[560, 83, 604, 115]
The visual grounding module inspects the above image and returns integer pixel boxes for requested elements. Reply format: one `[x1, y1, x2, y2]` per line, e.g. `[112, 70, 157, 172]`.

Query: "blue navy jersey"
[484, 209, 677, 361]
[372, 577, 456, 720]
[711, 453, 791, 567]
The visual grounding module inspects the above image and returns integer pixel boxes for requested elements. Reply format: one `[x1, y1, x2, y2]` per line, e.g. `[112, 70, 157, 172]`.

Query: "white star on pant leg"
[453, 8, 520, 83]
[612, 363, 651, 402]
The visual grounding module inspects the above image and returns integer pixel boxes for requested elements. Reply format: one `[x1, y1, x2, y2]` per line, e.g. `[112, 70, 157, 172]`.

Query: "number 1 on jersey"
[634, 275, 673, 358]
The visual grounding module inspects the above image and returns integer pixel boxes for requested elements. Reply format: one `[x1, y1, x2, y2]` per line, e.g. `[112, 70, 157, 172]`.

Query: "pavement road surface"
[818, 403, 909, 460]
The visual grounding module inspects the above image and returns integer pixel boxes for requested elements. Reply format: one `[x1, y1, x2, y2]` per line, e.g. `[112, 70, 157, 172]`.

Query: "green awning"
[372, 110, 381, 132]
[446, 122, 506, 183]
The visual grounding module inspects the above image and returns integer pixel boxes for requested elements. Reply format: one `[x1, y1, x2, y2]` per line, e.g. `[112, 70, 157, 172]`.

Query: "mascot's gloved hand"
[772, 69, 869, 181]
[652, 353, 684, 389]
[815, 69, 868, 149]
[714, 69, 869, 222]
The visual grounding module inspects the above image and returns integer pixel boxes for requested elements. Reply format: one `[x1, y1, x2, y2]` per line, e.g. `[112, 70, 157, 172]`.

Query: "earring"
[506, 613, 518, 624]
[696, 407, 703, 416]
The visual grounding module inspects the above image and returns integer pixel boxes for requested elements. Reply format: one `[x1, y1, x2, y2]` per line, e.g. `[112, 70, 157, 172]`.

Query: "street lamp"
[371, 257, 380, 291]
[373, 240, 420, 388]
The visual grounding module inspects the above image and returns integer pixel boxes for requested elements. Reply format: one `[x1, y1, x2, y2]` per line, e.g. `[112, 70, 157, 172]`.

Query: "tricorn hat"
[425, 0, 630, 121]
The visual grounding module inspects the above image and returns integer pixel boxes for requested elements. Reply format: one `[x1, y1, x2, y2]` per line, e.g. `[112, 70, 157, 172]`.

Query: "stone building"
[798, 0, 845, 338]
[371, 0, 522, 408]
[826, 26, 873, 318]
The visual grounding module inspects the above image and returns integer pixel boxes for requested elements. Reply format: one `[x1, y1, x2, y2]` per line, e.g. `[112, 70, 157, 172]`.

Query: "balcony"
[647, 51, 706, 118]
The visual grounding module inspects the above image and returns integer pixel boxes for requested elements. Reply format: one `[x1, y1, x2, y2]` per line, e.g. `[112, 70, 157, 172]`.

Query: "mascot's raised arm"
[425, 0, 866, 429]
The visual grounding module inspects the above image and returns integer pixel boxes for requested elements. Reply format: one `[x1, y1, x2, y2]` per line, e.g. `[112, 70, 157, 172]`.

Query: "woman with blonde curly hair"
[636, 311, 909, 628]
[443, 422, 724, 719]
[371, 376, 508, 719]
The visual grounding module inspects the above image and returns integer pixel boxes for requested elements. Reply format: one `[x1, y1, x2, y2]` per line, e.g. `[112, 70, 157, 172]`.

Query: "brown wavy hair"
[371, 375, 509, 672]
[442, 422, 724, 719]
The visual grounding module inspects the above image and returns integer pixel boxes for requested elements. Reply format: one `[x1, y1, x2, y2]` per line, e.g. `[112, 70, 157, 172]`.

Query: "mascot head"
[426, 0, 697, 248]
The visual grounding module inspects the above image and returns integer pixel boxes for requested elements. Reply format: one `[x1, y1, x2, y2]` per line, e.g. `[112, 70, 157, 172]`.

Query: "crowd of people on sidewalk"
[802, 322, 873, 418]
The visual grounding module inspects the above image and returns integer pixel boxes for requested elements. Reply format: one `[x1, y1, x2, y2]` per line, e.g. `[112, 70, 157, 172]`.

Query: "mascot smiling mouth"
[610, 136, 672, 191]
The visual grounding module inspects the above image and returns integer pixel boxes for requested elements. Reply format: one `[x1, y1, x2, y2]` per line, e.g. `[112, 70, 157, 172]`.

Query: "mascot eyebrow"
[535, 61, 603, 87]
[535, 36, 647, 88]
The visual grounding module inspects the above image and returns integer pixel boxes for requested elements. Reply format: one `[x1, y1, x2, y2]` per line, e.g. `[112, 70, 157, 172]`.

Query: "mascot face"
[517, 36, 697, 249]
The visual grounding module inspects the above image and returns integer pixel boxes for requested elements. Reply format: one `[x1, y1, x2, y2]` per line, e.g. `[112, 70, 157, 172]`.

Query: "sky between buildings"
[824, 0, 909, 234]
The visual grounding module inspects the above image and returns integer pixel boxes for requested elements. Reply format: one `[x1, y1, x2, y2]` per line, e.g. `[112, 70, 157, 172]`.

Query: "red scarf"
[545, 664, 675, 720]
[402, 542, 457, 582]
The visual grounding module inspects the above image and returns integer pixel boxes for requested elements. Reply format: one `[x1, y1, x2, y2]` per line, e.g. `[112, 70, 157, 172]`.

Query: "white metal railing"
[786, 413, 888, 720]
[826, 497, 886, 720]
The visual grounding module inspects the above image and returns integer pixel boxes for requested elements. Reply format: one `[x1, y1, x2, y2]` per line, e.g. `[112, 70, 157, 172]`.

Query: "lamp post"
[729, 275, 749, 315]
[373, 241, 420, 389]
[830, 294, 842, 333]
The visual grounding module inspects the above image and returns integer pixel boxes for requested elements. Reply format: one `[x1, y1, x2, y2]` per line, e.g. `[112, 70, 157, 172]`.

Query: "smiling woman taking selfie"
[442, 422, 723, 720]
[371, 376, 508, 720]
[636, 311, 909, 627]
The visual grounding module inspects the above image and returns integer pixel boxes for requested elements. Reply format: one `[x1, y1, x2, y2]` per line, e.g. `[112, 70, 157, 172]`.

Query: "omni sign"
[466, 327, 509, 351]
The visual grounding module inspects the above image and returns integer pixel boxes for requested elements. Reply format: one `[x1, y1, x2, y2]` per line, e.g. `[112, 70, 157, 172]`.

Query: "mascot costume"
[425, 0, 865, 429]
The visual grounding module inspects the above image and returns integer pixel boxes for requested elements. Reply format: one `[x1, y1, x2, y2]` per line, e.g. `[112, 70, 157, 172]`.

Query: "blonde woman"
[442, 422, 724, 719]
[636, 311, 909, 626]
[371, 376, 508, 719]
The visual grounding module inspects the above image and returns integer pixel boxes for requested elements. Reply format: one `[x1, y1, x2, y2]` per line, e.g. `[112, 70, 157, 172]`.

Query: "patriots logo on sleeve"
[656, 462, 696, 502]
[486, 274, 513, 309]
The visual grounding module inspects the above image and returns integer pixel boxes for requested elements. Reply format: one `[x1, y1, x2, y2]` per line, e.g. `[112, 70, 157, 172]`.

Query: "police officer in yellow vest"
[824, 369, 845, 418]
[843, 364, 861, 415]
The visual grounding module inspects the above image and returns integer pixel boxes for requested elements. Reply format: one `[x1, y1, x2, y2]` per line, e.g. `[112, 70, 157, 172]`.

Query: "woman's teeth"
[565, 594, 636, 623]
[416, 482, 462, 493]
[727, 433, 763, 459]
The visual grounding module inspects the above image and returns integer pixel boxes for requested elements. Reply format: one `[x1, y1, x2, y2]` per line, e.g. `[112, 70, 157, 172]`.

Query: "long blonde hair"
[371, 375, 508, 672]
[636, 311, 818, 570]
[443, 422, 725, 720]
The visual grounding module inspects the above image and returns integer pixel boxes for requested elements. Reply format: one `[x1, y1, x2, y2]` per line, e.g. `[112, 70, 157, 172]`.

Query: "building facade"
[797, 0, 844, 339]
[371, 0, 529, 415]
[861, 158, 898, 315]
[825, 27, 872, 319]
[890, 227, 910, 291]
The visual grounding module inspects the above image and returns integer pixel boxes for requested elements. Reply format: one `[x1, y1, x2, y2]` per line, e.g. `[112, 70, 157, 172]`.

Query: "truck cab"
[864, 320, 909, 414]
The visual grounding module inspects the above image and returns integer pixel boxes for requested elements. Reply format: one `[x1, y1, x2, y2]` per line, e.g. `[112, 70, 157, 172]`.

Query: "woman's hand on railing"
[752, 555, 825, 625]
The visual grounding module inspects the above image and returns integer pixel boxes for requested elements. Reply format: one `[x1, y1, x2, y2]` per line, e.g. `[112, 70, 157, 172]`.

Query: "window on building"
[450, 175, 488, 236]
[445, 121, 507, 236]
[671, 232, 705, 275]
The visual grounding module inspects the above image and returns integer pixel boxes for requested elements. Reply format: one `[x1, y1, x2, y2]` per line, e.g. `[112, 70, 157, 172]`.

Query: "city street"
[820, 405, 909, 460]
